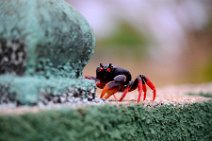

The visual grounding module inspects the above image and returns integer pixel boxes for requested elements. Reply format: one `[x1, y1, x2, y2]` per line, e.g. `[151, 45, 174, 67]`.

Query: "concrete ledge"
[0, 102, 211, 141]
[0, 75, 95, 105]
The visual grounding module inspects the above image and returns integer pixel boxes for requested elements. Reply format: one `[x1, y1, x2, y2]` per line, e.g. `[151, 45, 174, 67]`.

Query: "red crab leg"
[119, 86, 130, 102]
[137, 80, 143, 103]
[113, 94, 118, 100]
[142, 82, 147, 101]
[145, 78, 156, 101]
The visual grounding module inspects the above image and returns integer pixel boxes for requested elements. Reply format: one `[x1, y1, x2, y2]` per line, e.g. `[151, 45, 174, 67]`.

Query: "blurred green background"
[67, 0, 212, 86]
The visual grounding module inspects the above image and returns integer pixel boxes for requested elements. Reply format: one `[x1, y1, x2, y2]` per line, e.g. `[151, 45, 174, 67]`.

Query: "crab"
[86, 63, 156, 103]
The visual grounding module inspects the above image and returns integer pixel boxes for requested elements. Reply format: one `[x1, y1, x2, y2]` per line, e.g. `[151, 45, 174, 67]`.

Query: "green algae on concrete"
[0, 0, 96, 105]
[0, 102, 211, 141]
[0, 0, 95, 77]
[0, 75, 95, 105]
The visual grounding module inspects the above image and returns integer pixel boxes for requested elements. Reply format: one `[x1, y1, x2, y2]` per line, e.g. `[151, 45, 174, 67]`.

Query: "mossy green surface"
[0, 75, 95, 104]
[188, 92, 212, 98]
[0, 102, 212, 141]
[0, 0, 96, 104]
[0, 0, 95, 77]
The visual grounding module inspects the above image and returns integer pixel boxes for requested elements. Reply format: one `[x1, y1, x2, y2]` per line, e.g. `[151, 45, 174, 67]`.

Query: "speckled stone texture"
[0, 0, 96, 105]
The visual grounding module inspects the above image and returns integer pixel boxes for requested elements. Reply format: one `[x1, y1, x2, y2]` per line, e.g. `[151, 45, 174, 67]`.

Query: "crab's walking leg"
[84, 76, 98, 82]
[141, 75, 156, 101]
[142, 82, 147, 101]
[137, 80, 143, 103]
[119, 77, 143, 103]
[119, 75, 156, 103]
[119, 86, 130, 102]
[113, 94, 118, 100]
[119, 79, 139, 102]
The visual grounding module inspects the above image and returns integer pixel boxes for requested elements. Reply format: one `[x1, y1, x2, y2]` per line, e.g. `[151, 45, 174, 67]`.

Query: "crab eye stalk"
[100, 63, 103, 67]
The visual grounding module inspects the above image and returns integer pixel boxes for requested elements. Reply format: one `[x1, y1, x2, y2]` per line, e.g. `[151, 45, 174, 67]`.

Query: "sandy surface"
[0, 83, 212, 115]
[106, 83, 212, 105]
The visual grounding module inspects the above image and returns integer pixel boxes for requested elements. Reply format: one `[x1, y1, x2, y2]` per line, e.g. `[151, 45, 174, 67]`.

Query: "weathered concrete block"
[0, 0, 96, 105]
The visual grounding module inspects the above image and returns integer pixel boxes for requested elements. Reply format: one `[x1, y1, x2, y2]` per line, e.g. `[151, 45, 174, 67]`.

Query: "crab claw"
[100, 81, 119, 99]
